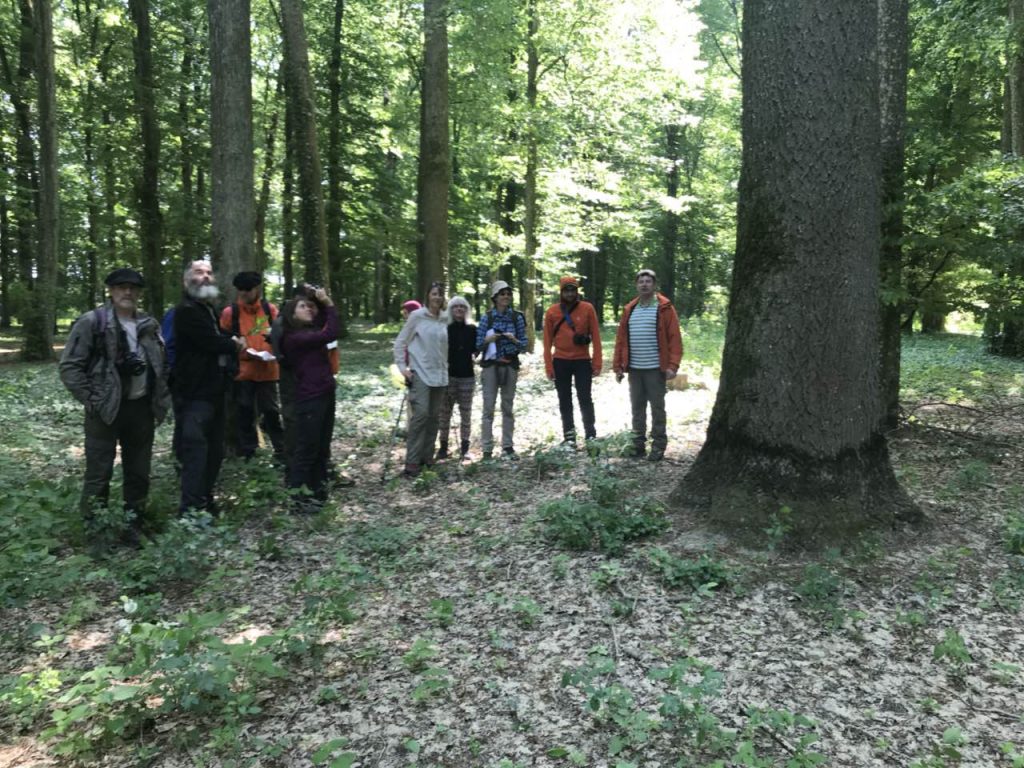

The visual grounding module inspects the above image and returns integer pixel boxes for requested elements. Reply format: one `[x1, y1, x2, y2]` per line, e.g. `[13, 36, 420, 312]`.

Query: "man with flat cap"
[60, 267, 171, 545]
[219, 271, 285, 462]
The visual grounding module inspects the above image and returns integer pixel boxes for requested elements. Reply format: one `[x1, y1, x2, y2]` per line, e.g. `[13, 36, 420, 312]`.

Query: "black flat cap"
[104, 268, 144, 287]
[232, 271, 263, 290]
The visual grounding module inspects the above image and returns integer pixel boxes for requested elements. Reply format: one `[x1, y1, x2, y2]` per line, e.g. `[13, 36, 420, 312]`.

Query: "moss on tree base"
[673, 430, 924, 546]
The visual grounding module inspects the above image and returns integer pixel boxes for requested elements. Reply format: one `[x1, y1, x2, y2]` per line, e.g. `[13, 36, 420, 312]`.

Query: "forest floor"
[0, 324, 1023, 768]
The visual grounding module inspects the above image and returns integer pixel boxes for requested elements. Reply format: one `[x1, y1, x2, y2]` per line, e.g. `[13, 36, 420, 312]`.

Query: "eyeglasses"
[497, 289, 512, 296]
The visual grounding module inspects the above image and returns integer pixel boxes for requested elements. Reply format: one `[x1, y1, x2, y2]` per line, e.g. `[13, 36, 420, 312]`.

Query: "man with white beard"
[173, 260, 245, 514]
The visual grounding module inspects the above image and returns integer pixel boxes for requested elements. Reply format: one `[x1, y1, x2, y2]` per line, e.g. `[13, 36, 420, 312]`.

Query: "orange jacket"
[543, 300, 602, 378]
[612, 293, 683, 374]
[219, 300, 280, 382]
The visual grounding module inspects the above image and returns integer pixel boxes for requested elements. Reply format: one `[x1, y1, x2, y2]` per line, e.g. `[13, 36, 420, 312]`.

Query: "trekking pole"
[380, 388, 408, 484]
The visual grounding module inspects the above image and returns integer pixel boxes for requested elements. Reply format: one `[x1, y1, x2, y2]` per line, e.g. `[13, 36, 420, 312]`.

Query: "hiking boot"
[482, 450, 493, 460]
[403, 463, 421, 478]
[460, 440, 472, 460]
[436, 441, 450, 460]
[502, 447, 519, 461]
[647, 450, 664, 463]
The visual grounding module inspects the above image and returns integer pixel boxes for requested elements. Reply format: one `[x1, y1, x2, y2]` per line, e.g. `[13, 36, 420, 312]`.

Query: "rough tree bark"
[678, 0, 919, 541]
[1011, 0, 1024, 156]
[416, 0, 449, 299]
[878, 0, 909, 431]
[255, 68, 283, 275]
[178, 22, 199, 268]
[22, 0, 57, 361]
[128, 0, 164, 317]
[281, 87, 296, 296]
[280, 0, 330, 288]
[208, 0, 254, 298]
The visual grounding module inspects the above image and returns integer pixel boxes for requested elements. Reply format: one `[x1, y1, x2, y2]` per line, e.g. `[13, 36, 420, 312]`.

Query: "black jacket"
[448, 321, 477, 378]
[172, 296, 238, 401]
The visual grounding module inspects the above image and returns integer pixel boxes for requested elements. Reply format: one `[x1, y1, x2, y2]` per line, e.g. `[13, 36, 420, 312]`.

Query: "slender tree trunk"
[128, 0, 164, 317]
[878, 0, 909, 431]
[520, 0, 539, 352]
[679, 0, 918, 541]
[326, 0, 347, 334]
[208, 0, 254, 298]
[417, 0, 449, 298]
[280, 0, 330, 287]
[255, 68, 283, 274]
[282, 95, 296, 296]
[1011, 0, 1024, 156]
[22, 0, 57, 360]
[660, 123, 680, 307]
[0, 142, 11, 327]
[179, 24, 198, 268]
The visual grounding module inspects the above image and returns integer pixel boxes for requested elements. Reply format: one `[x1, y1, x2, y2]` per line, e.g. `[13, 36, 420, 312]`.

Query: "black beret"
[104, 268, 144, 287]
[232, 271, 262, 290]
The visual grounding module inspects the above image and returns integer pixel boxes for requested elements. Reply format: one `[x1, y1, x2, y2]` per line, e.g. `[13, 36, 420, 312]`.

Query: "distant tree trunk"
[416, 0, 449, 299]
[280, 0, 330, 288]
[920, 311, 946, 334]
[255, 68, 283, 274]
[374, 140, 398, 323]
[22, 0, 57, 360]
[878, 0, 909, 431]
[281, 94, 296, 296]
[1011, 0, 1024, 156]
[208, 0, 253, 298]
[0, 146, 11, 327]
[679, 0, 918, 540]
[129, 0, 164, 318]
[521, 0, 539, 351]
[326, 0, 347, 335]
[660, 123, 680, 307]
[179, 24, 199, 268]
[1002, 77, 1014, 155]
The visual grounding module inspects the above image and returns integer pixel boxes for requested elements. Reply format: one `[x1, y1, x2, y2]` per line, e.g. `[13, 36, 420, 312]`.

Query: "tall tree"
[417, 0, 449, 299]
[280, 0, 330, 287]
[208, 0, 254, 294]
[325, 0, 347, 333]
[1011, 0, 1024, 156]
[879, 0, 910, 429]
[680, 0, 918, 538]
[128, 0, 164, 316]
[21, 0, 57, 360]
[521, 0, 539, 350]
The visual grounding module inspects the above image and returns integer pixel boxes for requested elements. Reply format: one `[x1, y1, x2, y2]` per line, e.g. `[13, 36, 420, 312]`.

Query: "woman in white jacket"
[393, 281, 448, 477]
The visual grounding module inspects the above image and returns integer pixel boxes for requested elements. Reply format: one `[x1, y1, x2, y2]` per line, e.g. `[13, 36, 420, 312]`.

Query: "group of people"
[58, 262, 682, 544]
[392, 268, 683, 476]
[60, 260, 342, 545]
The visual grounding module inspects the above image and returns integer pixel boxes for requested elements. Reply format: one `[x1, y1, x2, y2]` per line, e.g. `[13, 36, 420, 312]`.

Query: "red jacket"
[219, 300, 280, 382]
[612, 293, 683, 374]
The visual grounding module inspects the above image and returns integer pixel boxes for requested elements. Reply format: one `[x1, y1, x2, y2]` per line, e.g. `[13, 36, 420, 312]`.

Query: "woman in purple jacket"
[280, 286, 338, 511]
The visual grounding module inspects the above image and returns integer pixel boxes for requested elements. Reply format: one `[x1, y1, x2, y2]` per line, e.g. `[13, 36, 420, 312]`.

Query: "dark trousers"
[289, 391, 335, 499]
[628, 368, 667, 452]
[553, 357, 595, 441]
[178, 398, 226, 513]
[235, 380, 285, 459]
[81, 397, 155, 520]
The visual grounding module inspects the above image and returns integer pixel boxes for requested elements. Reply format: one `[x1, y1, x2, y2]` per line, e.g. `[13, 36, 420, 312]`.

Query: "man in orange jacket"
[612, 269, 683, 461]
[219, 271, 285, 462]
[543, 276, 602, 445]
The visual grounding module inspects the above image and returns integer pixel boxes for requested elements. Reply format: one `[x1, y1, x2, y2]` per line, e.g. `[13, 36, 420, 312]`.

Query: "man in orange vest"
[219, 271, 285, 462]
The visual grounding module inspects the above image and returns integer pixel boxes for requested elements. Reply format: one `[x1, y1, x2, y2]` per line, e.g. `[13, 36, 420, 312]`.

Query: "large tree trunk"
[208, 0, 254, 298]
[416, 0, 449, 299]
[280, 0, 330, 287]
[22, 0, 57, 361]
[520, 0, 539, 352]
[1011, 0, 1024, 156]
[679, 0, 918, 541]
[281, 91, 296, 296]
[326, 0, 347, 335]
[878, 0, 909, 431]
[129, 0, 164, 317]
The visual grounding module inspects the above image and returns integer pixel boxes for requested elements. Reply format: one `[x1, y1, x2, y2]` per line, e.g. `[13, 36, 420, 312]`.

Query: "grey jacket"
[59, 304, 171, 426]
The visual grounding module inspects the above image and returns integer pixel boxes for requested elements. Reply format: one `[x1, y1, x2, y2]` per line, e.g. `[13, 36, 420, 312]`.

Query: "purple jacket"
[281, 306, 338, 402]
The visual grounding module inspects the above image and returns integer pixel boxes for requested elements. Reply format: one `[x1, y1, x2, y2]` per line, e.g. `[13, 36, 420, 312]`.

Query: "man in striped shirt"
[612, 269, 683, 462]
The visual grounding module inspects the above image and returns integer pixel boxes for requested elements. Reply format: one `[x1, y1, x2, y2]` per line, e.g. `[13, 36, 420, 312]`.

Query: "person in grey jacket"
[59, 268, 171, 542]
